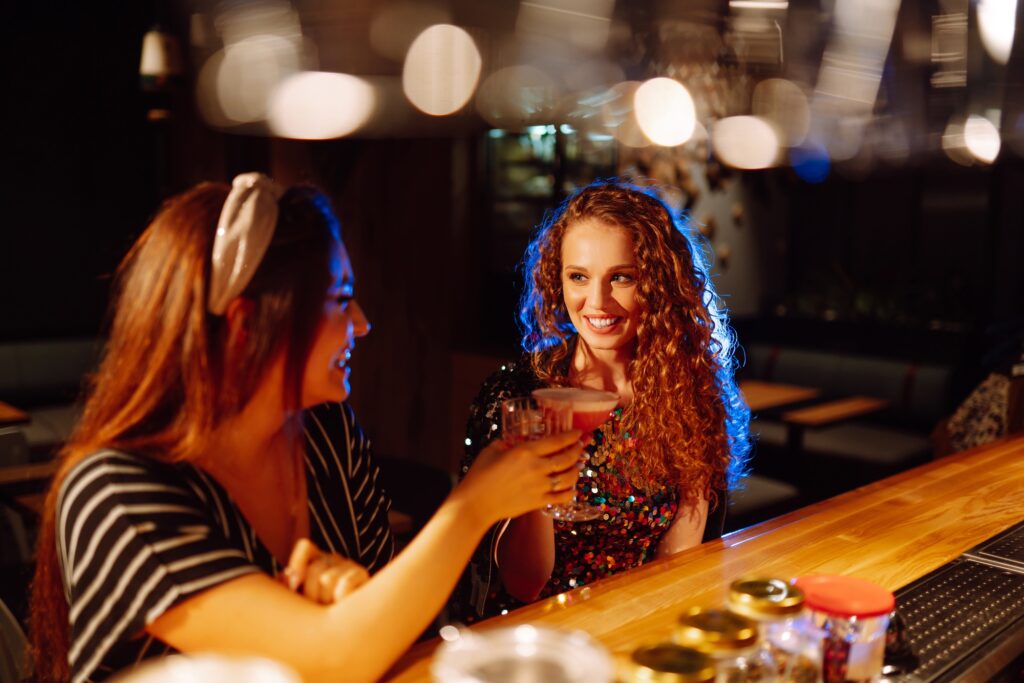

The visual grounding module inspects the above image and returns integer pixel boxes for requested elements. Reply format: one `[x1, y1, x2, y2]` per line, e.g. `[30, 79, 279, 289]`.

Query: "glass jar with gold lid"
[674, 607, 775, 682]
[620, 643, 715, 683]
[728, 578, 820, 683]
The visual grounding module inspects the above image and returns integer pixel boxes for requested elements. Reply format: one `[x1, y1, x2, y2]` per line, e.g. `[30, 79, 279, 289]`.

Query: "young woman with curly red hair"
[451, 180, 750, 622]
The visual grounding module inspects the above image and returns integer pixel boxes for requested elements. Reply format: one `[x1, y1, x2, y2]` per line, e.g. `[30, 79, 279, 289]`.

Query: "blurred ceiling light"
[931, 13, 968, 88]
[752, 78, 809, 146]
[963, 114, 1001, 163]
[140, 27, 183, 79]
[977, 0, 1017, 65]
[370, 2, 451, 62]
[267, 71, 375, 139]
[211, 34, 302, 123]
[634, 77, 696, 147]
[712, 116, 780, 169]
[476, 65, 560, 128]
[789, 142, 831, 183]
[941, 119, 974, 166]
[814, 0, 899, 120]
[402, 24, 482, 116]
[729, 0, 788, 8]
[517, 0, 615, 52]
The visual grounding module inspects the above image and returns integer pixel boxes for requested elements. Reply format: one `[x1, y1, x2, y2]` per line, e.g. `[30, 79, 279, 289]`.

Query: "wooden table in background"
[383, 436, 1024, 682]
[781, 395, 890, 451]
[0, 401, 29, 426]
[739, 380, 820, 412]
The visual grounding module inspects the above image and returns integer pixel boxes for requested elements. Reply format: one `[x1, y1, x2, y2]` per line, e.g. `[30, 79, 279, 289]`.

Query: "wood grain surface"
[782, 396, 890, 427]
[739, 380, 821, 412]
[383, 436, 1024, 682]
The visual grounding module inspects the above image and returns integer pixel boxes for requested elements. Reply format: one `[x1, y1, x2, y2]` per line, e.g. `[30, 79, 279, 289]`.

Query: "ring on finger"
[548, 473, 560, 492]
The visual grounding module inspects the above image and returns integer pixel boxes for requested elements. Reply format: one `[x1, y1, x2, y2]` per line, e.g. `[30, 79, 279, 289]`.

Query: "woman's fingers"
[304, 555, 370, 604]
[281, 537, 319, 591]
[281, 538, 368, 604]
[331, 565, 370, 602]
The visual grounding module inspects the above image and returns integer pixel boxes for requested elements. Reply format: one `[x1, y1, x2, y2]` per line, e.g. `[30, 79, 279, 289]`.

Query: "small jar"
[794, 576, 895, 683]
[620, 643, 715, 683]
[674, 607, 775, 683]
[728, 577, 820, 683]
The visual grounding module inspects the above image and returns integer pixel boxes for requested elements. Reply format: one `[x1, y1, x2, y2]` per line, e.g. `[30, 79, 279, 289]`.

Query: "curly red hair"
[518, 181, 749, 506]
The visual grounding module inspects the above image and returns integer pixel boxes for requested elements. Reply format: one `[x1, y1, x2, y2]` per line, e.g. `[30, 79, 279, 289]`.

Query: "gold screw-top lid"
[728, 577, 805, 620]
[674, 607, 758, 654]
[622, 643, 716, 683]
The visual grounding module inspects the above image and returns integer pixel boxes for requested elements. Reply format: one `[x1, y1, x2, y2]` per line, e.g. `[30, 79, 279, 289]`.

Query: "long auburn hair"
[518, 180, 750, 505]
[30, 181, 339, 682]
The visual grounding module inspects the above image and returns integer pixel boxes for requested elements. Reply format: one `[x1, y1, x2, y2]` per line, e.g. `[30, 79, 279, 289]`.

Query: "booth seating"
[0, 337, 100, 461]
[743, 344, 955, 495]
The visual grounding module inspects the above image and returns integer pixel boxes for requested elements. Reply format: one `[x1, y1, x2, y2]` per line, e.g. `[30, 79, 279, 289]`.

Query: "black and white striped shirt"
[57, 402, 394, 683]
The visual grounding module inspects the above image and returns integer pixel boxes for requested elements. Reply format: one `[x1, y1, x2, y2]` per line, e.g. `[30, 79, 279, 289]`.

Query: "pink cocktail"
[533, 387, 618, 434]
[532, 387, 618, 522]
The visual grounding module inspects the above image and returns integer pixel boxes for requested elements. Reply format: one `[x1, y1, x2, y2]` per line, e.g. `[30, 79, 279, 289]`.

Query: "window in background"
[479, 126, 617, 346]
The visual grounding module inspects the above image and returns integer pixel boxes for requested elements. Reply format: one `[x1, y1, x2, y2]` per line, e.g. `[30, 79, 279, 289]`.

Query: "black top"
[57, 401, 393, 683]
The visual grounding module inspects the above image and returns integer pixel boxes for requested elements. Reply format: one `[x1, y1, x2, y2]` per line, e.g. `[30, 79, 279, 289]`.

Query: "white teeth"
[587, 317, 620, 329]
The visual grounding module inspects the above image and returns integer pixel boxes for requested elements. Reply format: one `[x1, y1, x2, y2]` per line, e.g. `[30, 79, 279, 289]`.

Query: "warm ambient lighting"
[977, 0, 1017, 65]
[267, 72, 375, 139]
[712, 116, 780, 169]
[752, 78, 809, 147]
[963, 115, 1002, 163]
[634, 77, 696, 147]
[139, 28, 182, 78]
[402, 24, 482, 116]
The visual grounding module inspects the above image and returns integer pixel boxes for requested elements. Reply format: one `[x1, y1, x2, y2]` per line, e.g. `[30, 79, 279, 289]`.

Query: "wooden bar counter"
[384, 435, 1024, 682]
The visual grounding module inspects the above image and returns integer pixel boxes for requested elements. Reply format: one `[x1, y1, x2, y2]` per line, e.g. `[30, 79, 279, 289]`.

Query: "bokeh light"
[712, 116, 780, 169]
[212, 35, 301, 124]
[752, 78, 809, 146]
[402, 24, 482, 116]
[963, 114, 1001, 163]
[634, 77, 696, 147]
[600, 81, 647, 148]
[942, 119, 974, 166]
[267, 71, 375, 139]
[789, 142, 831, 183]
[476, 65, 561, 128]
[977, 0, 1017, 65]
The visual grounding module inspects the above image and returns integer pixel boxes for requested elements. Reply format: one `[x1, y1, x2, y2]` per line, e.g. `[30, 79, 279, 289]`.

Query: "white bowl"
[431, 624, 613, 683]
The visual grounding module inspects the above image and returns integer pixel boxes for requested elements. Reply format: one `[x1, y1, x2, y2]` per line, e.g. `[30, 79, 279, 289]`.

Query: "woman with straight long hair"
[451, 179, 749, 622]
[31, 174, 583, 683]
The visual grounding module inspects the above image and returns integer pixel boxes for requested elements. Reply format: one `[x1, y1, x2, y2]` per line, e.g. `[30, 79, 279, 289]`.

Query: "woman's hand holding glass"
[457, 426, 583, 526]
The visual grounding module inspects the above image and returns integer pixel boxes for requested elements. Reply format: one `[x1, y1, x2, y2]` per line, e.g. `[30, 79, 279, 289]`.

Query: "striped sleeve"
[304, 402, 394, 573]
[57, 451, 260, 683]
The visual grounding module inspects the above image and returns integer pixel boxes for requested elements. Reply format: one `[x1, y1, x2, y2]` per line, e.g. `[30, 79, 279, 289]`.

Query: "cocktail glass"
[500, 397, 571, 445]
[532, 387, 619, 522]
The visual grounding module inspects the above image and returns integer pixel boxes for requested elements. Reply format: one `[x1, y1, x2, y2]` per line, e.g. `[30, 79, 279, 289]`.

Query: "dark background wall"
[3, 2, 1023, 473]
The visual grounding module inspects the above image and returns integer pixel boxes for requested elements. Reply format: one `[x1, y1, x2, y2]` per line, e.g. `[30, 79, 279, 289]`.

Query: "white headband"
[208, 172, 285, 315]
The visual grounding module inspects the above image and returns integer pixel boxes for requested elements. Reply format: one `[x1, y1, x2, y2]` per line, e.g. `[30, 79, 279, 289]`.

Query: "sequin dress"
[449, 359, 681, 623]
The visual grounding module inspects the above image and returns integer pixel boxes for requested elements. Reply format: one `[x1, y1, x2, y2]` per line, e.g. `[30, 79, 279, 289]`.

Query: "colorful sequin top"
[448, 359, 681, 623]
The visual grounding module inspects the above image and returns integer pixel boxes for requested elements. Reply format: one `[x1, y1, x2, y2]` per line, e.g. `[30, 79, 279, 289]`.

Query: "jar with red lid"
[793, 576, 895, 683]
